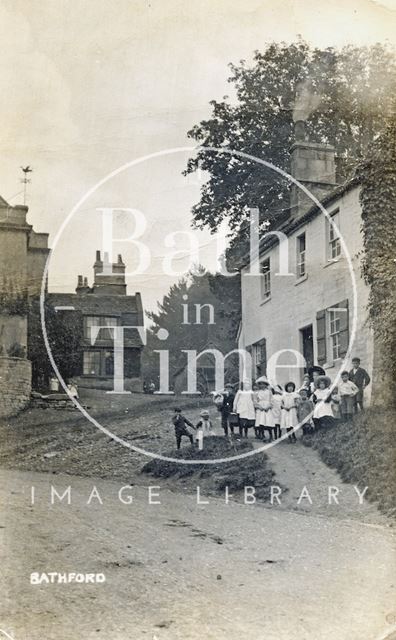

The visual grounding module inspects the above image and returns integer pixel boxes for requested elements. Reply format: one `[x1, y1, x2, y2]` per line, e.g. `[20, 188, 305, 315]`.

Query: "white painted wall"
[239, 185, 373, 391]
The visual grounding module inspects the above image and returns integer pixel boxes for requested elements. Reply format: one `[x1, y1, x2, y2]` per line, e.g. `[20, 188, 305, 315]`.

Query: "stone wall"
[0, 357, 31, 418]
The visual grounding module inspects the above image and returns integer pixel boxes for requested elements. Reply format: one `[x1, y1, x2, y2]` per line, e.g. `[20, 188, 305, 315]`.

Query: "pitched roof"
[48, 292, 143, 320]
[240, 176, 360, 268]
[48, 292, 144, 348]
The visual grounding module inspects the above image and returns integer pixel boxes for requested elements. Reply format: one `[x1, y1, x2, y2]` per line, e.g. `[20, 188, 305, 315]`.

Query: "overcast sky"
[0, 0, 395, 314]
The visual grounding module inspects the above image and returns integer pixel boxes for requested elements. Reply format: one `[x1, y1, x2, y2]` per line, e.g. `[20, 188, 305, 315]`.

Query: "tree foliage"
[0, 276, 28, 315]
[28, 298, 83, 389]
[184, 40, 396, 262]
[357, 118, 396, 406]
[142, 268, 241, 388]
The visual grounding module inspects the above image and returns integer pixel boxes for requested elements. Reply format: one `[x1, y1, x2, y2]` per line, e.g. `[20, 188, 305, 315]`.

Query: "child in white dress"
[281, 382, 299, 442]
[233, 380, 256, 437]
[253, 377, 275, 441]
[313, 376, 335, 429]
[271, 385, 283, 440]
[195, 409, 213, 443]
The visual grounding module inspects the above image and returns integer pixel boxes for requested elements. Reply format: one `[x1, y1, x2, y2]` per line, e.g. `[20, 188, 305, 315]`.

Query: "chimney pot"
[118, 254, 123, 264]
[83, 277, 88, 287]
[77, 275, 83, 285]
[96, 250, 101, 261]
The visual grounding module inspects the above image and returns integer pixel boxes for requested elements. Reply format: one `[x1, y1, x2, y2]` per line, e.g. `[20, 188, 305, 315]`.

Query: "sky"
[0, 0, 395, 315]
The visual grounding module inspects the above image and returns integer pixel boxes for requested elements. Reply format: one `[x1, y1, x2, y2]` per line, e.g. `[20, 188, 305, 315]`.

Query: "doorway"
[300, 325, 314, 371]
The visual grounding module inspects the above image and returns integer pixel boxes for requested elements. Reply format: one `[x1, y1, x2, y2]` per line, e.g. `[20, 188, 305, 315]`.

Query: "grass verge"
[302, 407, 396, 517]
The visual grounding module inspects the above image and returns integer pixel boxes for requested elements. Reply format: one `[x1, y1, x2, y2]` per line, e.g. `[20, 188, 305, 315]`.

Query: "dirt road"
[0, 467, 395, 640]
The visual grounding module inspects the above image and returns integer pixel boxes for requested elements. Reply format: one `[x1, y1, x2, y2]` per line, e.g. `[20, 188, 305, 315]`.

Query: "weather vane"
[20, 165, 33, 205]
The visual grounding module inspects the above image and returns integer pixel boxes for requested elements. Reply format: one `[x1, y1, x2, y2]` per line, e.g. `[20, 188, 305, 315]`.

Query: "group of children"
[172, 357, 370, 449]
[231, 369, 363, 443]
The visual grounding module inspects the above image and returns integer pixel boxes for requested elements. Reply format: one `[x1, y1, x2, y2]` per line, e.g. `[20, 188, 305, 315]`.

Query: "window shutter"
[316, 309, 327, 366]
[338, 299, 349, 357]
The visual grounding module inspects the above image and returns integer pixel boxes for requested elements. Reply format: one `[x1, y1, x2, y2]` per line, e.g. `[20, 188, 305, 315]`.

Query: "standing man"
[349, 357, 371, 411]
[219, 383, 236, 436]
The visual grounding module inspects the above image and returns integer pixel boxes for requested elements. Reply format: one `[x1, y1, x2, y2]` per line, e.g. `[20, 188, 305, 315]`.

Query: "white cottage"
[238, 123, 372, 393]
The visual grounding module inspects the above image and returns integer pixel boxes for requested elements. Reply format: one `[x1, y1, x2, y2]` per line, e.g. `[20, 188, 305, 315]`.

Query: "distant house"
[238, 122, 373, 394]
[49, 251, 144, 392]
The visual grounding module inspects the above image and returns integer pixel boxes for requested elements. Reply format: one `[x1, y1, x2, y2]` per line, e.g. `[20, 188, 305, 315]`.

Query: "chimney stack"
[76, 274, 90, 294]
[290, 120, 336, 217]
[92, 250, 127, 296]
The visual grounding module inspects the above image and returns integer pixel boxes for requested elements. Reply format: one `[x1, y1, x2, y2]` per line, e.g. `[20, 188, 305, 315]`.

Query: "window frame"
[260, 257, 271, 301]
[327, 210, 341, 262]
[83, 350, 102, 376]
[296, 232, 306, 278]
[83, 315, 119, 341]
[327, 308, 341, 361]
[252, 338, 267, 378]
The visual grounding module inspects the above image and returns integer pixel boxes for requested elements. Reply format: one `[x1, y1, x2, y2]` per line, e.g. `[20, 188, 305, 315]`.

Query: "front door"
[300, 325, 314, 371]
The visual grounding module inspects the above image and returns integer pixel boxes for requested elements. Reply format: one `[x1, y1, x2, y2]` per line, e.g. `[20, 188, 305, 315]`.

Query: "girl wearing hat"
[195, 409, 214, 442]
[233, 380, 256, 438]
[281, 382, 299, 442]
[312, 375, 335, 429]
[253, 376, 275, 441]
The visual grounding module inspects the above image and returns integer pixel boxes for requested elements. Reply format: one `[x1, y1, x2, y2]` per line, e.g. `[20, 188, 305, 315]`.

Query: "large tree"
[184, 40, 396, 265]
[142, 268, 240, 389]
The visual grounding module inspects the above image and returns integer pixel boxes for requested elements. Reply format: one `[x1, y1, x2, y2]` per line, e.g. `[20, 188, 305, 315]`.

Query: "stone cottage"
[238, 121, 372, 395]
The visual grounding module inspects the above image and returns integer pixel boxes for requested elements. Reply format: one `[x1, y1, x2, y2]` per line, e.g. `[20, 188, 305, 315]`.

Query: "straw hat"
[256, 375, 269, 385]
[315, 375, 331, 388]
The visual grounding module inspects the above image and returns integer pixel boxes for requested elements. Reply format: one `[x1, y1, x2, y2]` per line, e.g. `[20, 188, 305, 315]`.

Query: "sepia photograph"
[0, 1, 395, 638]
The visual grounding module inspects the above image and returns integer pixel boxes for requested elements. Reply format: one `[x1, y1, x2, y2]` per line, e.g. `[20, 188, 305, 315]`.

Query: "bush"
[141, 436, 276, 500]
[302, 408, 396, 517]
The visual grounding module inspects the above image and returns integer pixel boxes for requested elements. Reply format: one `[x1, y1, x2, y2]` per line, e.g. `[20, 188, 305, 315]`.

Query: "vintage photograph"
[0, 1, 395, 639]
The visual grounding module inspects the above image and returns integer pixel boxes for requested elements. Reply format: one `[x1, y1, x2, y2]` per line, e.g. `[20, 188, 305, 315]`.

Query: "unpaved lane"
[251, 436, 387, 524]
[0, 468, 395, 640]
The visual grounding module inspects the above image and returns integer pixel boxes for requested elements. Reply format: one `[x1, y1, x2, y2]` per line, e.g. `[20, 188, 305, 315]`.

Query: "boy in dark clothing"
[172, 408, 194, 449]
[349, 357, 370, 412]
[219, 383, 235, 436]
[297, 388, 314, 435]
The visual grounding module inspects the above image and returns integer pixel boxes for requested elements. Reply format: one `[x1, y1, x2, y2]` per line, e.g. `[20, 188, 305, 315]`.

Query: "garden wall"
[0, 357, 31, 418]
